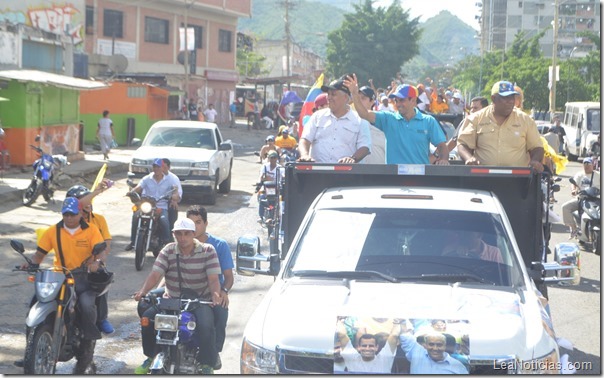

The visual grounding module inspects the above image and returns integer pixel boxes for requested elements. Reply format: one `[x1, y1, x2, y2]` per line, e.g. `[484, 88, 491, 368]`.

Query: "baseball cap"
[453, 92, 462, 100]
[266, 135, 275, 142]
[152, 158, 163, 167]
[320, 75, 351, 96]
[380, 94, 388, 101]
[388, 84, 418, 100]
[491, 81, 519, 97]
[445, 90, 453, 97]
[172, 218, 196, 232]
[62, 197, 80, 215]
[267, 150, 279, 158]
[359, 86, 376, 101]
[583, 157, 593, 164]
[314, 93, 328, 108]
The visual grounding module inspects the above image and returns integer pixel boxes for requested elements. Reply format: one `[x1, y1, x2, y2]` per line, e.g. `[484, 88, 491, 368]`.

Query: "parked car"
[128, 120, 233, 205]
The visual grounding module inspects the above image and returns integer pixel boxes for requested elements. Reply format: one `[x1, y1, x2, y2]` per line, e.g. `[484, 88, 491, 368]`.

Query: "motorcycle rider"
[275, 125, 297, 151]
[125, 158, 174, 251]
[20, 197, 106, 374]
[258, 135, 281, 164]
[160, 158, 183, 233]
[257, 150, 284, 223]
[133, 218, 221, 374]
[561, 157, 601, 239]
[66, 182, 115, 335]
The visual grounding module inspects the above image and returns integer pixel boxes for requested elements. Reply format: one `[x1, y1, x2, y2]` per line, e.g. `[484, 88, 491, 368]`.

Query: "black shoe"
[214, 354, 222, 370]
[125, 242, 134, 251]
[14, 359, 23, 367]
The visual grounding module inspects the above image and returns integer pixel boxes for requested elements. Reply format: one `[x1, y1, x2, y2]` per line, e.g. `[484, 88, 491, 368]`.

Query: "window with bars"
[86, 6, 94, 35]
[181, 24, 203, 49]
[219, 29, 232, 52]
[103, 9, 123, 38]
[145, 16, 169, 44]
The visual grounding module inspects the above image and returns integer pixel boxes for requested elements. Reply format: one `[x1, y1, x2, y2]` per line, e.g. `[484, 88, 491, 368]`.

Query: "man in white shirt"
[561, 157, 601, 239]
[204, 104, 218, 123]
[161, 158, 183, 234]
[299, 75, 371, 164]
[357, 86, 386, 164]
[377, 95, 395, 112]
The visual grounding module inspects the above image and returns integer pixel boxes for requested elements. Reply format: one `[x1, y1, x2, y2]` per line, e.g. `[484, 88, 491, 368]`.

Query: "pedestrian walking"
[97, 110, 115, 160]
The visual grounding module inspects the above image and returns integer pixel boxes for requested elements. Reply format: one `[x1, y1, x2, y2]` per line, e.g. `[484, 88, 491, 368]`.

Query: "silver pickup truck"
[128, 120, 233, 204]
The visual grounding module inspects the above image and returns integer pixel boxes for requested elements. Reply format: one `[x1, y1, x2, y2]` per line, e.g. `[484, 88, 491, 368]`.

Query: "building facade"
[254, 39, 324, 86]
[479, 0, 600, 59]
[84, 0, 251, 125]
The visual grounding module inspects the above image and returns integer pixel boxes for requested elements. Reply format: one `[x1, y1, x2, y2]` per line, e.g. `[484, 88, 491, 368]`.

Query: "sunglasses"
[63, 212, 79, 217]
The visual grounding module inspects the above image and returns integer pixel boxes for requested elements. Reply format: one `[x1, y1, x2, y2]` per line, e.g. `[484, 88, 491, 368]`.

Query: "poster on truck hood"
[335, 316, 470, 374]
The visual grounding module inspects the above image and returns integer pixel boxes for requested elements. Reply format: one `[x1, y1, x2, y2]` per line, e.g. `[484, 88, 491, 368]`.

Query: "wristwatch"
[221, 287, 229, 294]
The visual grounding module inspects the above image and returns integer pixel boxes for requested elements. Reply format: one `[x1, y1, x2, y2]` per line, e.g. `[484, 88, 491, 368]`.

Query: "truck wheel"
[218, 164, 232, 194]
[565, 143, 578, 161]
[206, 174, 218, 205]
[23, 323, 56, 375]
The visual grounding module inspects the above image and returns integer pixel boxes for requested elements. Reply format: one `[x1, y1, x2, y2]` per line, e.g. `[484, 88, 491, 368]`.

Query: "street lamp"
[566, 46, 578, 102]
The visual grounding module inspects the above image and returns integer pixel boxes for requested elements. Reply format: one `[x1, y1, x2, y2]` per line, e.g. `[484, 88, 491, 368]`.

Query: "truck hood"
[246, 279, 556, 360]
[132, 146, 215, 162]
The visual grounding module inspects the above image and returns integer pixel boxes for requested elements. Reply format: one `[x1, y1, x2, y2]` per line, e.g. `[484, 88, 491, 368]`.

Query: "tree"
[324, 0, 421, 87]
[236, 46, 269, 79]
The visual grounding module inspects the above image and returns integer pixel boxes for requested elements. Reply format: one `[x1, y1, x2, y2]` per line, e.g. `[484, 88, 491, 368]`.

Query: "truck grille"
[170, 161, 191, 176]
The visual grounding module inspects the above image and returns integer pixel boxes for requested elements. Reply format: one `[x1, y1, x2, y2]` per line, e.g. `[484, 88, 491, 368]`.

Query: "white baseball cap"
[172, 218, 195, 232]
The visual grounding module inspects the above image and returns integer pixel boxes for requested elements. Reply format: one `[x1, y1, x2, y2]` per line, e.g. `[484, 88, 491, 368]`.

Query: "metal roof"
[0, 70, 107, 90]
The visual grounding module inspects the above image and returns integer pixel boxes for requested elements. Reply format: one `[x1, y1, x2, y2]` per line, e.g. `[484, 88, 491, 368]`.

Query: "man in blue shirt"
[345, 74, 449, 165]
[186, 205, 234, 371]
[399, 327, 468, 374]
[125, 158, 174, 250]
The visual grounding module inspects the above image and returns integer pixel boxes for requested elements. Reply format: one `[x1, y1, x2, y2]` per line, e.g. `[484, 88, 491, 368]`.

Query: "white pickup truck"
[236, 163, 579, 374]
[128, 120, 233, 204]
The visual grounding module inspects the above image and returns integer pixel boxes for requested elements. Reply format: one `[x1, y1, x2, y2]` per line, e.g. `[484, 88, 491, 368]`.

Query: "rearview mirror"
[10, 239, 25, 254]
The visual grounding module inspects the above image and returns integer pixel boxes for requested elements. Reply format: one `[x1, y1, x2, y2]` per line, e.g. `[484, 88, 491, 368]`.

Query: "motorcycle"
[569, 177, 601, 255]
[126, 180, 176, 271]
[11, 239, 108, 374]
[140, 290, 212, 374]
[280, 148, 299, 164]
[541, 171, 562, 257]
[255, 171, 284, 258]
[22, 136, 70, 207]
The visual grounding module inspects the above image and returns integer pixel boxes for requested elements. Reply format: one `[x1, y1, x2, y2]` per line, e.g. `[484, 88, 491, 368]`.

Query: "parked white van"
[561, 101, 600, 160]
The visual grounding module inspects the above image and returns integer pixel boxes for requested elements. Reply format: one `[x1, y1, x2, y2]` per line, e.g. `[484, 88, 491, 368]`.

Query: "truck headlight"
[154, 314, 178, 331]
[241, 338, 276, 374]
[192, 162, 209, 169]
[518, 349, 560, 374]
[132, 158, 148, 165]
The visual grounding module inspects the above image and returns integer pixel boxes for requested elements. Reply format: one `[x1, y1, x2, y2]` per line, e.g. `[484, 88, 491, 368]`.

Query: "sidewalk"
[0, 146, 133, 204]
[0, 119, 273, 204]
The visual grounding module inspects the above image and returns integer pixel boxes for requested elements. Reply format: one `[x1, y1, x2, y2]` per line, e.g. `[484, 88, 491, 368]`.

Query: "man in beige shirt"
[457, 81, 544, 172]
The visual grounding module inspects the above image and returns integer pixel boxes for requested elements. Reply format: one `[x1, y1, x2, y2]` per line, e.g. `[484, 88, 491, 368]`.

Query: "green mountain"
[238, 1, 479, 74]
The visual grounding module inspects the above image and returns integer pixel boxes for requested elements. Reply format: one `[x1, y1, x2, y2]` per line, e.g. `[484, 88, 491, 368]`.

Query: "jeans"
[130, 210, 171, 245]
[73, 272, 102, 340]
[258, 194, 267, 218]
[96, 292, 108, 322]
[141, 302, 217, 366]
[168, 206, 178, 239]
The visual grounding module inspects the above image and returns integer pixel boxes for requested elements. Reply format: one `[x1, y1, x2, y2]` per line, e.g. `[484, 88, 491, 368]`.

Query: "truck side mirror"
[219, 142, 232, 151]
[531, 243, 581, 286]
[131, 138, 142, 147]
[236, 235, 279, 277]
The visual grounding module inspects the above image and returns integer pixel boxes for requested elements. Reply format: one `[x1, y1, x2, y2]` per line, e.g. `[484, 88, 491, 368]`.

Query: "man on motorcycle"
[186, 205, 234, 370]
[125, 158, 174, 251]
[161, 158, 183, 233]
[561, 157, 601, 239]
[66, 182, 115, 335]
[258, 135, 281, 164]
[20, 197, 106, 373]
[275, 125, 297, 150]
[133, 218, 222, 374]
[257, 150, 284, 223]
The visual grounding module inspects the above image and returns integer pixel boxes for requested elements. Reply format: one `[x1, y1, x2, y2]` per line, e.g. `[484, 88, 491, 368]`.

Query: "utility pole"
[279, 0, 296, 90]
[549, 0, 559, 118]
[183, 0, 196, 102]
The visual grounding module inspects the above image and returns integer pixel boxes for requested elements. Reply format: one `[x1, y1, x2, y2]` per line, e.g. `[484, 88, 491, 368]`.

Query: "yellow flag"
[90, 163, 107, 205]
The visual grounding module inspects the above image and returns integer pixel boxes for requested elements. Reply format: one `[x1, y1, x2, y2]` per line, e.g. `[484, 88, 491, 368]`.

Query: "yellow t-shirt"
[86, 212, 112, 241]
[275, 135, 297, 149]
[38, 220, 104, 270]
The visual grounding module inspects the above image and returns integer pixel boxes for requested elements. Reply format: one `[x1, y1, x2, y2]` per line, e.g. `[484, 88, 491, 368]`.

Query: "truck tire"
[565, 143, 578, 161]
[206, 174, 218, 205]
[218, 164, 232, 194]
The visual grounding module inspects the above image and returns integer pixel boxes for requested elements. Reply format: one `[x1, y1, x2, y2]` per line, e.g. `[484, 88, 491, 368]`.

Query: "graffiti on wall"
[0, 1, 84, 45]
[40, 124, 80, 155]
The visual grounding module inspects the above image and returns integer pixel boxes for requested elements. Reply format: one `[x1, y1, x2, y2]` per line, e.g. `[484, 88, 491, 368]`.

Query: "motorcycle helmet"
[88, 267, 114, 296]
[66, 184, 91, 199]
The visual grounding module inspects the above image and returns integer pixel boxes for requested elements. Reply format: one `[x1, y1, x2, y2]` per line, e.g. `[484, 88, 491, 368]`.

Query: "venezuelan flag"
[298, 73, 324, 136]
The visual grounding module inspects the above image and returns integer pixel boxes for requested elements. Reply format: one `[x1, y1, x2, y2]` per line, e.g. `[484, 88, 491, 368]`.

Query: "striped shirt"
[152, 239, 221, 300]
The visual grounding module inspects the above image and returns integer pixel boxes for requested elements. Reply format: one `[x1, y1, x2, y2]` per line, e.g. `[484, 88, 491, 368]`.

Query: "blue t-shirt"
[374, 108, 446, 164]
[206, 233, 234, 286]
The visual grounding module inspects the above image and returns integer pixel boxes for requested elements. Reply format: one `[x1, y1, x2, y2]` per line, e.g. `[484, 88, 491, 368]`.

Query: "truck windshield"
[287, 208, 525, 287]
[143, 127, 215, 149]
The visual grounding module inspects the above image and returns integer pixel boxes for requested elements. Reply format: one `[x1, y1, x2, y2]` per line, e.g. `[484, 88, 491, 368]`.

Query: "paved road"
[0, 152, 599, 374]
